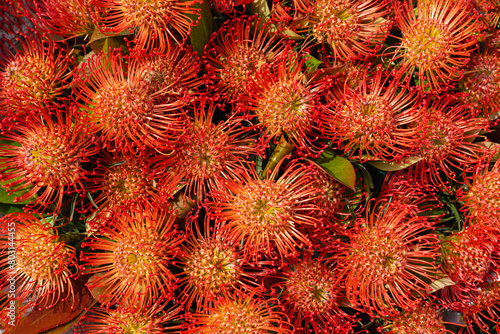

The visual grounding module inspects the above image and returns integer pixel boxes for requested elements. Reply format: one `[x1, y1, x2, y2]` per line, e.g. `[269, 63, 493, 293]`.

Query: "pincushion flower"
[0, 105, 98, 214]
[92, 0, 201, 52]
[74, 50, 188, 153]
[412, 94, 490, 189]
[207, 162, 322, 260]
[392, 0, 481, 93]
[0, 33, 73, 118]
[153, 101, 257, 205]
[319, 66, 422, 162]
[0, 213, 79, 309]
[210, 0, 253, 14]
[272, 0, 392, 62]
[81, 207, 184, 308]
[332, 201, 441, 316]
[240, 53, 325, 156]
[204, 15, 294, 103]
[274, 253, 355, 334]
[183, 291, 292, 333]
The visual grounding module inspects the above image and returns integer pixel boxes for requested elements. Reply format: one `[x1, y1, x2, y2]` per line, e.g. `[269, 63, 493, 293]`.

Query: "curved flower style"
[183, 291, 292, 333]
[0, 105, 98, 214]
[207, 162, 322, 260]
[74, 50, 189, 153]
[272, 0, 392, 62]
[204, 15, 294, 103]
[274, 253, 356, 334]
[0, 213, 79, 309]
[412, 94, 490, 189]
[210, 0, 253, 14]
[461, 47, 500, 118]
[81, 207, 184, 308]
[77, 303, 181, 333]
[332, 201, 441, 316]
[319, 66, 422, 162]
[393, 0, 480, 93]
[29, 0, 96, 38]
[153, 101, 257, 205]
[92, 0, 201, 52]
[476, 0, 500, 30]
[240, 53, 326, 156]
[0, 33, 73, 118]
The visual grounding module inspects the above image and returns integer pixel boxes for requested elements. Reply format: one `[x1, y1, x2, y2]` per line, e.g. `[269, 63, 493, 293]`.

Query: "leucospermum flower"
[0, 33, 73, 118]
[207, 162, 322, 260]
[393, 0, 480, 93]
[74, 50, 188, 153]
[319, 66, 422, 162]
[210, 0, 253, 14]
[412, 94, 490, 188]
[81, 207, 184, 308]
[183, 291, 292, 333]
[272, 0, 392, 61]
[240, 53, 325, 156]
[204, 15, 294, 103]
[153, 101, 257, 205]
[332, 201, 441, 316]
[0, 213, 79, 309]
[0, 105, 98, 214]
[92, 0, 201, 52]
[274, 253, 355, 334]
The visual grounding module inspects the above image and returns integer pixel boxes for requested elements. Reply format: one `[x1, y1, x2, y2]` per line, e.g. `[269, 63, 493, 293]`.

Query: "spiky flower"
[319, 66, 422, 162]
[0, 105, 98, 214]
[276, 254, 355, 334]
[74, 50, 188, 153]
[412, 94, 489, 188]
[81, 207, 184, 308]
[273, 0, 392, 61]
[204, 15, 293, 103]
[92, 0, 201, 52]
[456, 281, 500, 333]
[332, 201, 441, 316]
[393, 0, 480, 93]
[240, 53, 325, 155]
[154, 101, 257, 205]
[0, 213, 78, 309]
[0, 33, 72, 117]
[210, 0, 253, 13]
[207, 163, 322, 260]
[184, 291, 292, 333]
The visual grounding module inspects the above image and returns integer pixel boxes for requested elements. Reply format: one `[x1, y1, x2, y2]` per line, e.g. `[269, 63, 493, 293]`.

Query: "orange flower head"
[81, 207, 184, 308]
[394, 0, 480, 93]
[0, 213, 79, 309]
[204, 15, 294, 103]
[0, 105, 98, 214]
[92, 0, 201, 52]
[207, 163, 322, 260]
[383, 301, 450, 334]
[333, 202, 441, 316]
[184, 292, 291, 333]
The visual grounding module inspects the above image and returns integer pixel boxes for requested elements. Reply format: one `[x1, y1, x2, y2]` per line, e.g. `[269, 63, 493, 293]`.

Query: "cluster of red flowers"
[1, 0, 500, 333]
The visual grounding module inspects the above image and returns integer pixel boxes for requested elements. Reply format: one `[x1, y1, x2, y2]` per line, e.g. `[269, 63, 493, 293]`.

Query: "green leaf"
[189, 0, 213, 57]
[309, 149, 356, 190]
[0, 185, 34, 205]
[304, 54, 322, 73]
[0, 203, 24, 215]
[368, 157, 422, 172]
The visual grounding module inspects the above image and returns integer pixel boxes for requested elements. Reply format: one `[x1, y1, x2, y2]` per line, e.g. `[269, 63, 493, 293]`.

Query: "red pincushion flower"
[207, 162, 322, 261]
[272, 0, 392, 62]
[319, 66, 422, 162]
[92, 0, 201, 52]
[0, 105, 98, 214]
[332, 201, 442, 316]
[0, 213, 79, 309]
[74, 50, 189, 153]
[204, 15, 294, 103]
[81, 207, 184, 308]
[210, 0, 253, 14]
[392, 0, 481, 93]
[240, 53, 326, 156]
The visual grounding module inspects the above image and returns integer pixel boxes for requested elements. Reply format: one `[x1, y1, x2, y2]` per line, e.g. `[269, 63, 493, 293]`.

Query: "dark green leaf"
[309, 149, 356, 190]
[189, 0, 213, 57]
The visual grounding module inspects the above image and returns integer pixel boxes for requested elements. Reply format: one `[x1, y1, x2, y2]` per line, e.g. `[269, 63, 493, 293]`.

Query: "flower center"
[312, 0, 359, 44]
[121, 0, 174, 29]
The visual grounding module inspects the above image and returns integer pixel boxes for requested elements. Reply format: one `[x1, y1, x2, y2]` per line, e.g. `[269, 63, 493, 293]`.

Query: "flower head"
[81, 207, 184, 308]
[0, 104, 98, 214]
[393, 0, 480, 93]
[0, 213, 79, 309]
[333, 201, 441, 316]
